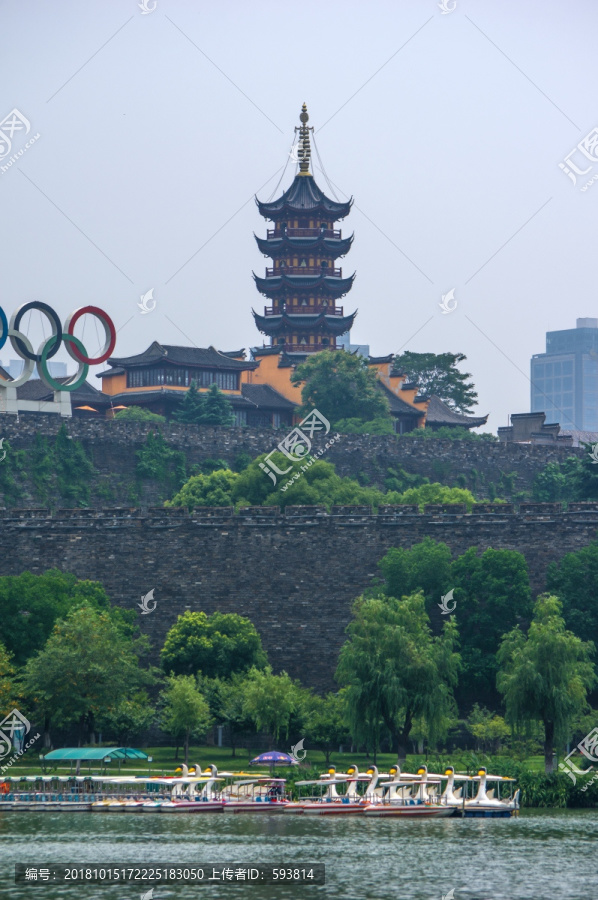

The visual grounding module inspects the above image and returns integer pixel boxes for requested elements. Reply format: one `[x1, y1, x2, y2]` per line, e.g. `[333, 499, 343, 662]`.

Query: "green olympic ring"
[40, 334, 89, 392]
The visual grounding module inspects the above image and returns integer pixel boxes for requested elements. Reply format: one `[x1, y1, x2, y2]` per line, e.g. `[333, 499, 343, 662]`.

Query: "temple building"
[252, 104, 356, 354]
[1, 106, 488, 432]
[97, 342, 295, 427]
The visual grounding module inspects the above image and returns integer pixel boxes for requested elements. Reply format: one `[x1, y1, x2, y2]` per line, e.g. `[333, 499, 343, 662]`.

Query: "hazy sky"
[1, 0, 597, 431]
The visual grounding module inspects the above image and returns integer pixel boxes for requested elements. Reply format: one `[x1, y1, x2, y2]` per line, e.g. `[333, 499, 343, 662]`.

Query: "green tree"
[54, 424, 96, 506]
[168, 453, 478, 512]
[466, 704, 511, 753]
[388, 482, 477, 510]
[173, 380, 205, 423]
[207, 674, 255, 758]
[0, 643, 16, 717]
[0, 439, 24, 506]
[242, 666, 302, 744]
[0, 570, 135, 666]
[161, 611, 268, 679]
[451, 547, 532, 710]
[166, 469, 238, 509]
[497, 594, 596, 773]
[114, 406, 166, 423]
[546, 541, 598, 667]
[576, 443, 598, 499]
[384, 466, 429, 494]
[190, 458, 229, 475]
[98, 692, 155, 747]
[199, 383, 234, 426]
[392, 352, 478, 413]
[136, 431, 187, 496]
[377, 538, 453, 616]
[304, 692, 350, 767]
[20, 606, 152, 746]
[160, 675, 212, 765]
[532, 457, 582, 502]
[336, 592, 460, 762]
[290, 350, 390, 425]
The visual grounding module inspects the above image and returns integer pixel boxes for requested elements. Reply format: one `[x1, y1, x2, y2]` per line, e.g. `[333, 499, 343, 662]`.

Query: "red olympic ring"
[64, 306, 116, 365]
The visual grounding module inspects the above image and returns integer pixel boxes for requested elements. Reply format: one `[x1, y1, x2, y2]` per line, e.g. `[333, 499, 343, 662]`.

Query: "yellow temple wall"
[242, 355, 302, 405]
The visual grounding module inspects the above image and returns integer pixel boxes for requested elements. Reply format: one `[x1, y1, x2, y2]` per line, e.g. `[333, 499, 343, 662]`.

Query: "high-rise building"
[531, 318, 598, 430]
[252, 104, 356, 354]
[0, 359, 67, 379]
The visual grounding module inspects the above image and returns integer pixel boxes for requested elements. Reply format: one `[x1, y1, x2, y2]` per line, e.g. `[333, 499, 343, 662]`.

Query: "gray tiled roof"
[378, 382, 422, 416]
[256, 174, 352, 219]
[15, 378, 110, 404]
[105, 342, 256, 371]
[241, 383, 296, 409]
[424, 394, 488, 427]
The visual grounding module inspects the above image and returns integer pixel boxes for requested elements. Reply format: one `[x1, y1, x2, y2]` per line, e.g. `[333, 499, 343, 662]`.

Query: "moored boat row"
[0, 764, 519, 817]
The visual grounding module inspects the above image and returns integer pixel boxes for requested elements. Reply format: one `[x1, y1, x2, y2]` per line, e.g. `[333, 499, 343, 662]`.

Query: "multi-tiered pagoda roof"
[252, 104, 357, 354]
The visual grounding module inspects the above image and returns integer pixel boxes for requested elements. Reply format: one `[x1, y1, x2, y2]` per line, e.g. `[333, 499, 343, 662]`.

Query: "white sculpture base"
[0, 386, 72, 417]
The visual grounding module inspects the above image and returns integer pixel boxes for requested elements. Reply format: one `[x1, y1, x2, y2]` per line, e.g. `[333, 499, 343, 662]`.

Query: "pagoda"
[252, 104, 356, 353]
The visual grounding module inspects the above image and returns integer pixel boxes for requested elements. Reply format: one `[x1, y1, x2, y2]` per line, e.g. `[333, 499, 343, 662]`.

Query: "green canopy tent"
[42, 747, 150, 775]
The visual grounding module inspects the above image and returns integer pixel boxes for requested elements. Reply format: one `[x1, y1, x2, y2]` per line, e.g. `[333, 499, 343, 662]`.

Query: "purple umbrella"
[250, 751, 298, 768]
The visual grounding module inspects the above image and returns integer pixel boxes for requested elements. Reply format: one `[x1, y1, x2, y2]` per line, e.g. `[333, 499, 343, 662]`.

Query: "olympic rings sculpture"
[0, 302, 116, 392]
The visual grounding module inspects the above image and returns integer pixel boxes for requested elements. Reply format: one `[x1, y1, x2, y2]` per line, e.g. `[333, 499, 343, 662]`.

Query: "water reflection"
[1, 809, 596, 899]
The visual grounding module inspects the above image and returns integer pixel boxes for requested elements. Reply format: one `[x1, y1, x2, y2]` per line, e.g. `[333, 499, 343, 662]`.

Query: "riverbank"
[6, 746, 597, 809]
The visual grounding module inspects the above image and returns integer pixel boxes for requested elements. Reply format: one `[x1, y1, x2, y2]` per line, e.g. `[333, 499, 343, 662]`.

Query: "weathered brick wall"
[1, 504, 597, 691]
[0, 415, 585, 504]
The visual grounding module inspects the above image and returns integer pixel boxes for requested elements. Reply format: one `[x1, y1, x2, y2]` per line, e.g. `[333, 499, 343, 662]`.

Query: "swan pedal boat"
[363, 765, 452, 817]
[286, 765, 389, 814]
[221, 777, 288, 812]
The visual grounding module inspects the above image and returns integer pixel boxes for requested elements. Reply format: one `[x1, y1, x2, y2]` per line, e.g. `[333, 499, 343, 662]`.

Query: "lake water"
[1, 809, 596, 900]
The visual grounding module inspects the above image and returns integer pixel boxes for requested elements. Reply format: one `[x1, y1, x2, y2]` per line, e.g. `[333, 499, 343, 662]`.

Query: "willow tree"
[497, 594, 596, 774]
[242, 666, 304, 746]
[335, 592, 460, 762]
[160, 675, 212, 766]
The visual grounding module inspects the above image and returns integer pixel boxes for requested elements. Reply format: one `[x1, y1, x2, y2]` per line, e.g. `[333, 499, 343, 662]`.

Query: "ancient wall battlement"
[0, 415, 584, 501]
[1, 501, 596, 690]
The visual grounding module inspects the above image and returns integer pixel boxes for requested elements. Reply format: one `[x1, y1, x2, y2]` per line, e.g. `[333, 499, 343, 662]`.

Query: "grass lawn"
[2, 744, 548, 778]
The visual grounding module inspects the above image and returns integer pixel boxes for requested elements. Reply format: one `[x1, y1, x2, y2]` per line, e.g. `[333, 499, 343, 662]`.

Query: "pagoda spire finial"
[297, 102, 312, 175]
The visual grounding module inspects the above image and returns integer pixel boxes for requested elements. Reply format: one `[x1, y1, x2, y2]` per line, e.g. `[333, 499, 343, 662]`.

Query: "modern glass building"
[531, 318, 598, 430]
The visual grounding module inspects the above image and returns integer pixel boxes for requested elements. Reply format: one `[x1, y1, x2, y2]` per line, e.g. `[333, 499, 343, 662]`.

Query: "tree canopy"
[166, 468, 239, 509]
[290, 350, 390, 425]
[532, 457, 582, 502]
[451, 547, 532, 710]
[161, 611, 268, 679]
[335, 591, 460, 762]
[160, 674, 212, 765]
[167, 453, 478, 512]
[21, 606, 152, 745]
[497, 594, 595, 773]
[304, 692, 350, 767]
[242, 665, 304, 743]
[0, 643, 16, 718]
[114, 406, 166, 423]
[546, 540, 598, 676]
[0, 570, 135, 666]
[377, 537, 453, 615]
[173, 381, 234, 426]
[392, 351, 478, 413]
[376, 540, 531, 712]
